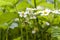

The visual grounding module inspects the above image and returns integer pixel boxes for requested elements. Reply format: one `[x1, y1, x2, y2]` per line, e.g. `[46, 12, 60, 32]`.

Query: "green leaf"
[4, 0, 18, 5]
[0, 12, 18, 24]
[0, 23, 8, 30]
[0, 1, 13, 6]
[0, 10, 3, 16]
[16, 1, 31, 11]
[13, 37, 21, 40]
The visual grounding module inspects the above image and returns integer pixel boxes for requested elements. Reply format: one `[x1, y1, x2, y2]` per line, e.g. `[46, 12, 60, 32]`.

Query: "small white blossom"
[24, 14, 27, 18]
[18, 12, 22, 14]
[45, 9, 51, 13]
[30, 16, 36, 19]
[40, 11, 48, 16]
[52, 10, 60, 14]
[32, 30, 36, 34]
[24, 11, 29, 15]
[18, 11, 27, 18]
[19, 14, 23, 17]
[46, 22, 50, 26]
[26, 8, 34, 14]
[40, 9, 51, 16]
[18, 12, 23, 17]
[26, 8, 32, 11]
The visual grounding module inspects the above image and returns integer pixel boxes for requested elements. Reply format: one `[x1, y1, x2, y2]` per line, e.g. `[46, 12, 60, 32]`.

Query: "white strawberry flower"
[45, 9, 51, 13]
[41, 9, 51, 16]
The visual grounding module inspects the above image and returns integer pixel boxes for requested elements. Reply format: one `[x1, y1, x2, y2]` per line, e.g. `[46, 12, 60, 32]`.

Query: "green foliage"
[56, 0, 60, 9]
[0, 0, 60, 40]
[0, 12, 18, 24]
[16, 1, 31, 11]
[0, 0, 18, 6]
[39, 2, 54, 9]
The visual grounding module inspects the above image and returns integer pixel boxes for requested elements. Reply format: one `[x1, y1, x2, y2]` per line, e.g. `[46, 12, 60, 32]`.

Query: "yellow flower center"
[44, 11, 47, 14]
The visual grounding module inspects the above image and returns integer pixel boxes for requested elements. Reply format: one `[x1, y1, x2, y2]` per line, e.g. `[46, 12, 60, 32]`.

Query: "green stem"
[34, 34, 36, 40]
[34, 0, 36, 8]
[0, 29, 1, 40]
[18, 14, 23, 40]
[41, 31, 44, 40]
[26, 26, 28, 40]
[43, 25, 51, 33]
[36, 17, 43, 31]
[54, 0, 56, 9]
[21, 28, 23, 40]
[6, 29, 9, 40]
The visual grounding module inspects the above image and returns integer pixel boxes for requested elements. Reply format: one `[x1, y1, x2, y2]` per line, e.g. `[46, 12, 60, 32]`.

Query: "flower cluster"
[17, 7, 60, 34]
[18, 7, 60, 19]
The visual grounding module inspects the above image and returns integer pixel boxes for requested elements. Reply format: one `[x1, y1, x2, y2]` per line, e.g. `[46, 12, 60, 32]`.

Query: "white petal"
[52, 10, 60, 14]
[24, 14, 27, 18]
[26, 8, 31, 10]
[18, 12, 22, 14]
[19, 14, 23, 17]
[45, 9, 51, 13]
[24, 11, 29, 14]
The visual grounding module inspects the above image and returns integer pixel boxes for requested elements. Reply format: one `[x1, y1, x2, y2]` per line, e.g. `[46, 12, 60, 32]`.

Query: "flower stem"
[34, 0, 36, 8]
[54, 0, 56, 9]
